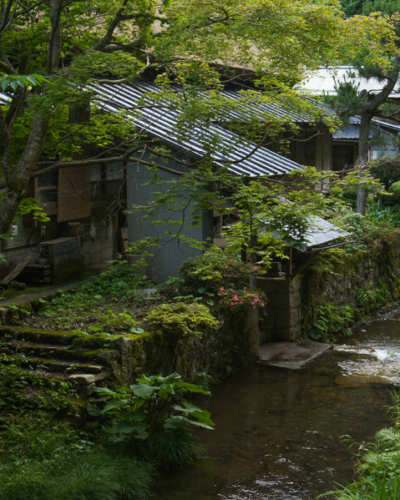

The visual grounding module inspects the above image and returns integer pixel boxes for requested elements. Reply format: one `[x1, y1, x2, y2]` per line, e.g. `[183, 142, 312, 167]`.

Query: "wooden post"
[286, 247, 292, 279]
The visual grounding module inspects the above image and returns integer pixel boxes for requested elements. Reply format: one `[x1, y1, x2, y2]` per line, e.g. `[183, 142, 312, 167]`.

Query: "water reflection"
[153, 317, 400, 500]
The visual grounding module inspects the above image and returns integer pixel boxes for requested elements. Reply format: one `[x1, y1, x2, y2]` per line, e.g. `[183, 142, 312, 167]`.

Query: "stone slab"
[259, 340, 331, 369]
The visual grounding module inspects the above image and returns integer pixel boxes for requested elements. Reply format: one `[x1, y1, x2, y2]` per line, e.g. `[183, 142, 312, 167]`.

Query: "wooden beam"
[1, 255, 31, 285]
[290, 250, 322, 280]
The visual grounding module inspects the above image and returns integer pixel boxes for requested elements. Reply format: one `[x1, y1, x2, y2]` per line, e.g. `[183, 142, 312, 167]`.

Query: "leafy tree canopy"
[0, 0, 398, 233]
[340, 0, 400, 17]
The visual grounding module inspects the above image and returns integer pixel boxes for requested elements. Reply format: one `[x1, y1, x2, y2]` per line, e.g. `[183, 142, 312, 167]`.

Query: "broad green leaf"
[115, 421, 135, 433]
[94, 387, 118, 396]
[173, 399, 203, 413]
[131, 383, 156, 397]
[164, 416, 185, 429]
[175, 380, 210, 395]
[166, 414, 214, 430]
[190, 410, 215, 428]
[102, 399, 128, 413]
[86, 405, 103, 417]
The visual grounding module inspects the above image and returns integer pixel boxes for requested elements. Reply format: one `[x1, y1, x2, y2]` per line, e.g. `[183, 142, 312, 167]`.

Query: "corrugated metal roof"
[333, 124, 369, 140]
[272, 215, 349, 252]
[372, 119, 400, 132]
[91, 81, 303, 177]
[333, 119, 400, 141]
[295, 216, 349, 252]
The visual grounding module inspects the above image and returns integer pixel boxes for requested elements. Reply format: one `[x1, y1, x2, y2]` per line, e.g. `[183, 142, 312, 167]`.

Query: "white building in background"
[298, 67, 400, 170]
[298, 66, 400, 98]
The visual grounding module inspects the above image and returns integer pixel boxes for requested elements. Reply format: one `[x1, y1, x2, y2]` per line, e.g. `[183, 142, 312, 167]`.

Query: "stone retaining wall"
[256, 241, 400, 341]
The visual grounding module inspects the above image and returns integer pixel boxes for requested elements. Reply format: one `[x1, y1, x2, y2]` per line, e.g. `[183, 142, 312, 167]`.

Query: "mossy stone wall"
[300, 241, 400, 338]
[115, 311, 258, 384]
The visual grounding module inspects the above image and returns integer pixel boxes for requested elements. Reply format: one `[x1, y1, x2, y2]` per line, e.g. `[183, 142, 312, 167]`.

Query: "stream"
[153, 311, 400, 500]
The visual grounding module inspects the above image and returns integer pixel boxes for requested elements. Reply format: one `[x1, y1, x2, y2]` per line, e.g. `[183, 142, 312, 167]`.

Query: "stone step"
[23, 366, 110, 385]
[0, 354, 105, 374]
[0, 326, 87, 346]
[3, 340, 121, 367]
[18, 365, 110, 398]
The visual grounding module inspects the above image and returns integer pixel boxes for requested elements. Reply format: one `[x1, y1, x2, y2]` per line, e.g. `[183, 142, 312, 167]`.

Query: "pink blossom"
[218, 293, 221, 296]
[240, 300, 243, 304]
[230, 258, 233, 262]
[253, 305, 257, 310]
[234, 295, 238, 301]
[220, 287, 224, 291]
[225, 265, 229, 269]
[252, 301, 256, 306]
[230, 302, 234, 306]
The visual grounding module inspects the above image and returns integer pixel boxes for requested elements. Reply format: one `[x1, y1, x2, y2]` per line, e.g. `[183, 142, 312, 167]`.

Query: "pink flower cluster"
[218, 287, 267, 310]
[221, 258, 261, 279]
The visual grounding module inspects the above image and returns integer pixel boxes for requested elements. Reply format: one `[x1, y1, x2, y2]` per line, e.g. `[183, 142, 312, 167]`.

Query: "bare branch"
[0, 48, 17, 75]
[14, 0, 47, 19]
[85, 0, 130, 53]
[32, 144, 145, 177]
[0, 0, 16, 38]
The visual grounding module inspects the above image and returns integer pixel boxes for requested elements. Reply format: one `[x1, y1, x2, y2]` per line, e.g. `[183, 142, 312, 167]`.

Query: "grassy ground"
[0, 261, 208, 500]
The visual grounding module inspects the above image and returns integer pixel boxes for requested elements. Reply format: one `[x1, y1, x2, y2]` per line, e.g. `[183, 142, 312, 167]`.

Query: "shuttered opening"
[57, 165, 91, 222]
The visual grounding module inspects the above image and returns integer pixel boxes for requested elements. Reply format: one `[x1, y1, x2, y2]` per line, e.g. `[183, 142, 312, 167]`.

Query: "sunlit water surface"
[152, 314, 400, 500]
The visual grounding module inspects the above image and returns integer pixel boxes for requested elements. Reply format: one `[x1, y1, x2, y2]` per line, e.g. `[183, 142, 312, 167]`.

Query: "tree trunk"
[355, 57, 400, 215]
[0, 117, 48, 235]
[357, 114, 372, 216]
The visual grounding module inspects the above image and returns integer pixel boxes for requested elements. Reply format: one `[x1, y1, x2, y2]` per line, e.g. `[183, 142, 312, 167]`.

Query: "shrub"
[145, 302, 218, 338]
[323, 393, 400, 500]
[179, 246, 253, 292]
[217, 286, 267, 311]
[0, 451, 153, 500]
[88, 372, 215, 441]
[143, 428, 205, 471]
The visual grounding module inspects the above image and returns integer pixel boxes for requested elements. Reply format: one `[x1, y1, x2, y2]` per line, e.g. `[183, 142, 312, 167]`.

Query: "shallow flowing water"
[153, 313, 400, 500]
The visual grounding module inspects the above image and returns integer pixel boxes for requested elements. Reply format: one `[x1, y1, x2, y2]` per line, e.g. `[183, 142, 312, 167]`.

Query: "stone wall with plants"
[110, 301, 261, 386]
[300, 235, 400, 342]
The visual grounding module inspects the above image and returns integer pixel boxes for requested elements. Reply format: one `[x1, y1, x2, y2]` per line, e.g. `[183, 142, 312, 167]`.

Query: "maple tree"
[0, 0, 396, 235]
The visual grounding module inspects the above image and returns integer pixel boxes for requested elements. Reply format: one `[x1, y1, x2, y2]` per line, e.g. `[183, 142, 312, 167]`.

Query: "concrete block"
[288, 323, 302, 341]
[289, 278, 302, 293]
[256, 277, 290, 294]
[289, 292, 301, 309]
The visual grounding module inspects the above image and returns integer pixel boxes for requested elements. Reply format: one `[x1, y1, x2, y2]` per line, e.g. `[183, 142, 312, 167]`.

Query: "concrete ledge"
[259, 340, 331, 369]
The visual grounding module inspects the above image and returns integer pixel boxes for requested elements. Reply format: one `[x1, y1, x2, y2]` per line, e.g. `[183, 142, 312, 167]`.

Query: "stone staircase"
[0, 326, 121, 397]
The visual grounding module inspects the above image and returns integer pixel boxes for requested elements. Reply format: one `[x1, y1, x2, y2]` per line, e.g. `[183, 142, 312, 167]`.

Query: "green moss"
[123, 332, 153, 341]
[0, 325, 79, 339]
[301, 239, 400, 340]
[84, 348, 114, 357]
[145, 303, 218, 338]
[2, 285, 47, 301]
